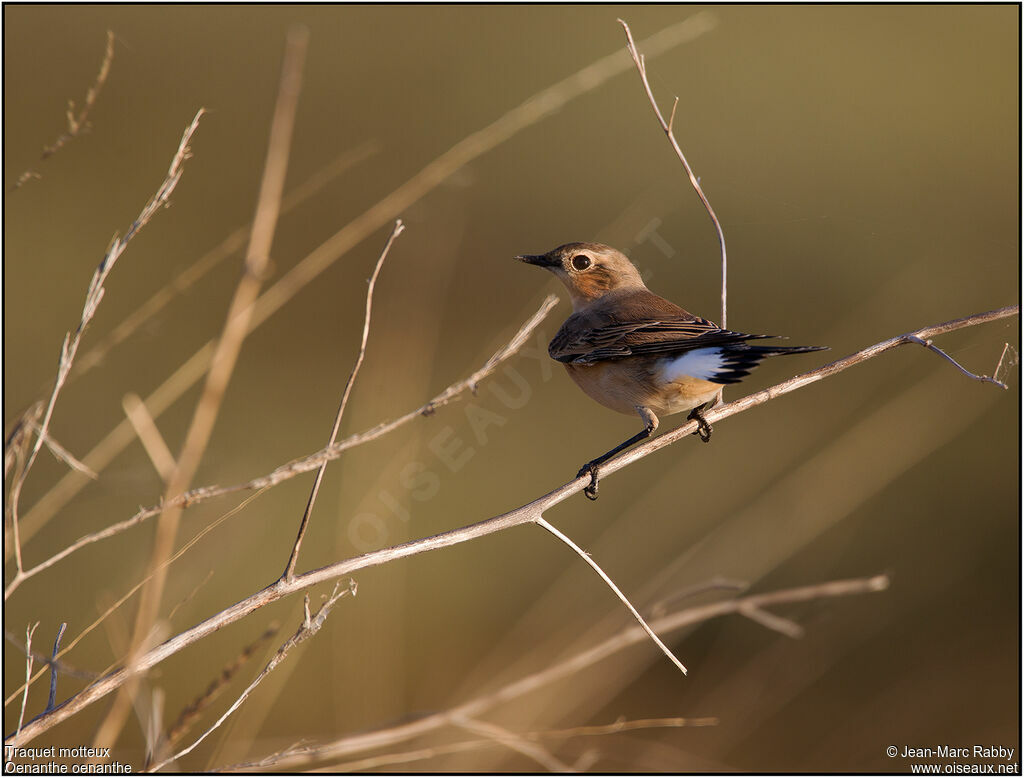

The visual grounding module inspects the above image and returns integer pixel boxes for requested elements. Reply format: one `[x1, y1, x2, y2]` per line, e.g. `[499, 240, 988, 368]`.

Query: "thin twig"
[4, 402, 42, 480]
[14, 31, 115, 189]
[451, 715, 573, 773]
[5, 108, 203, 587]
[167, 570, 215, 622]
[992, 342, 1017, 386]
[3, 629, 97, 682]
[535, 517, 688, 675]
[219, 576, 885, 771]
[14, 13, 716, 551]
[148, 582, 355, 772]
[619, 18, 728, 327]
[16, 623, 39, 734]
[904, 335, 1008, 389]
[29, 424, 98, 480]
[5, 294, 559, 598]
[46, 623, 68, 712]
[163, 623, 281, 753]
[648, 577, 748, 618]
[5, 306, 1013, 746]
[283, 220, 405, 581]
[739, 604, 804, 639]
[533, 716, 719, 740]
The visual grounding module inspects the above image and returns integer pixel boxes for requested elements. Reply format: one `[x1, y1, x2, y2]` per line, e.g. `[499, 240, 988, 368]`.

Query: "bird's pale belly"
[564, 360, 720, 417]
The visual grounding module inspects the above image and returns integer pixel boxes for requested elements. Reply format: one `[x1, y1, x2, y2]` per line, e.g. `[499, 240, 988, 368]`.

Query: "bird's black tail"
[709, 343, 828, 385]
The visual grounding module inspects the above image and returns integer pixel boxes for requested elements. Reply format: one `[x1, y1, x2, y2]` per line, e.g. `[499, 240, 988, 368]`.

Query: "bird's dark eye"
[570, 254, 592, 271]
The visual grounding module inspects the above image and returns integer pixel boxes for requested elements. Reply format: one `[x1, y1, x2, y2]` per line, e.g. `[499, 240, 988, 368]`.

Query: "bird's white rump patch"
[658, 347, 726, 382]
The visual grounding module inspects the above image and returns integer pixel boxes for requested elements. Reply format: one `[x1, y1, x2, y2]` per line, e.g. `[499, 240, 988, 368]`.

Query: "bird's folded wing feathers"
[549, 317, 772, 364]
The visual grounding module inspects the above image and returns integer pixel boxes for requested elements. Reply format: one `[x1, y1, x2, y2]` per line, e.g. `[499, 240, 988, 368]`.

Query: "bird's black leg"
[687, 405, 712, 443]
[577, 407, 659, 500]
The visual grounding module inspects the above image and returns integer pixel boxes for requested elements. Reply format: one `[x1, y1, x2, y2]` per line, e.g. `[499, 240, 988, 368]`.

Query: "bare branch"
[6, 305, 1013, 746]
[4, 294, 559, 597]
[283, 219, 405, 581]
[904, 335, 1009, 389]
[536, 517, 687, 675]
[619, 18, 728, 327]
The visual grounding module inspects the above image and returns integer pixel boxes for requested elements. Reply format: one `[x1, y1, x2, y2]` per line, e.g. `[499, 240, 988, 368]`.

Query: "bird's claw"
[688, 408, 713, 443]
[576, 463, 600, 501]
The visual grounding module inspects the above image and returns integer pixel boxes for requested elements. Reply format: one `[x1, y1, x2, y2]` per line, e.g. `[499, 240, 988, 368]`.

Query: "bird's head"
[515, 242, 646, 310]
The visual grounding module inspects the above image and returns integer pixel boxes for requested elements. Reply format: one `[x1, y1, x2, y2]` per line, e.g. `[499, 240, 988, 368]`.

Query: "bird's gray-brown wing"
[549, 314, 768, 365]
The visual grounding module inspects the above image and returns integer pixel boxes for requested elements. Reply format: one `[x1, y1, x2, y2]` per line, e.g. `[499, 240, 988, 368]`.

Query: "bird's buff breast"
[563, 360, 720, 417]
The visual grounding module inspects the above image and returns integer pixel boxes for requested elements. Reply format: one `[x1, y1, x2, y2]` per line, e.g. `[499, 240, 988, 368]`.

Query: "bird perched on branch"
[516, 242, 826, 500]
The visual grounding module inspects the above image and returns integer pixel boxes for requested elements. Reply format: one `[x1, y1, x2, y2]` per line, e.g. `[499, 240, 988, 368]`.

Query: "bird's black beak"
[515, 252, 559, 268]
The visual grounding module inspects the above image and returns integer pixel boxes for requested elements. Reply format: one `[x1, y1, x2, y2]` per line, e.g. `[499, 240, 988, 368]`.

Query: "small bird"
[516, 242, 826, 499]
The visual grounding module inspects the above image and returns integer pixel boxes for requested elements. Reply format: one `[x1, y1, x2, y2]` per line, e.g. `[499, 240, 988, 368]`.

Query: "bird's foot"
[576, 462, 600, 501]
[688, 408, 713, 443]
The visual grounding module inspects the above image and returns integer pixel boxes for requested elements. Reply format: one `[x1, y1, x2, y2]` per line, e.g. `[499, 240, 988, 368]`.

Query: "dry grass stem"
[536, 517, 688, 675]
[283, 219, 405, 581]
[167, 570, 215, 622]
[122, 393, 177, 483]
[6, 305, 1012, 747]
[4, 294, 558, 598]
[255, 717, 711, 773]
[14, 31, 115, 189]
[14, 14, 715, 549]
[992, 342, 1017, 385]
[619, 18, 728, 327]
[4, 109, 203, 588]
[148, 582, 355, 772]
[16, 623, 39, 735]
[163, 623, 281, 754]
[536, 716, 719, 739]
[451, 715, 573, 772]
[220, 576, 883, 771]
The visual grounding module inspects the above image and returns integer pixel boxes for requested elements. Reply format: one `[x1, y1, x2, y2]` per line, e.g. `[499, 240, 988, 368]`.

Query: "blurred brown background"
[3, 5, 1019, 772]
